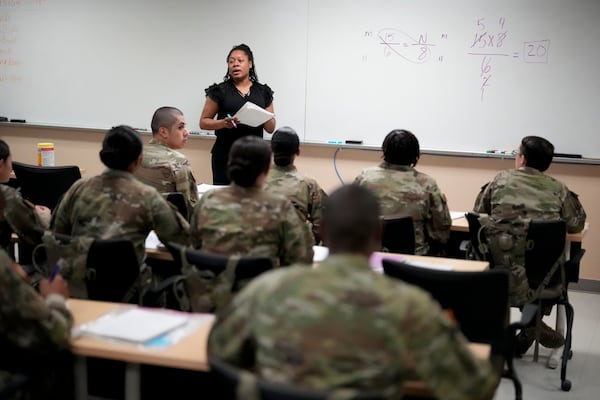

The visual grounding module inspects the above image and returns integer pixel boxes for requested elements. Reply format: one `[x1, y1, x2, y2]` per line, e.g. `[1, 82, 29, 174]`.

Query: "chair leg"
[503, 358, 523, 400]
[533, 309, 541, 362]
[560, 302, 574, 391]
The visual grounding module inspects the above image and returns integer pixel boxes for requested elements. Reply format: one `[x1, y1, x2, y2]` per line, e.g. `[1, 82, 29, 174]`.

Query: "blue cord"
[333, 147, 345, 185]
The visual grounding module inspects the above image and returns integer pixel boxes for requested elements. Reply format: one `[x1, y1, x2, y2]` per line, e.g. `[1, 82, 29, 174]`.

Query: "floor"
[493, 290, 600, 400]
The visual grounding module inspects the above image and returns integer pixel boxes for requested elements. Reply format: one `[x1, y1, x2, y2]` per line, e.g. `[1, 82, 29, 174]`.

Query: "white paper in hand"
[233, 102, 274, 127]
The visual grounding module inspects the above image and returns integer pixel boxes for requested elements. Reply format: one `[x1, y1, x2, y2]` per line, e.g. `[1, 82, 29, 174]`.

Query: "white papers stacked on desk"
[145, 230, 164, 249]
[75, 307, 188, 344]
[233, 101, 274, 127]
[197, 183, 227, 196]
[450, 211, 466, 220]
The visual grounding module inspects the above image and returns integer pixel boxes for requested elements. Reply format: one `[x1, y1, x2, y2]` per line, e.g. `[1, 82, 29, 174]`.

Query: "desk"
[69, 299, 214, 400]
[69, 299, 489, 400]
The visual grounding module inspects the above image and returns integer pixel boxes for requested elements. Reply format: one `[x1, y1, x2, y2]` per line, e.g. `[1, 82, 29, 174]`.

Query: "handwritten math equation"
[363, 17, 550, 102]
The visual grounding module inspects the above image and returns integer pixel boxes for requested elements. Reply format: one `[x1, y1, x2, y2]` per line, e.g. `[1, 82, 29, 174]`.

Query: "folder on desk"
[76, 307, 188, 344]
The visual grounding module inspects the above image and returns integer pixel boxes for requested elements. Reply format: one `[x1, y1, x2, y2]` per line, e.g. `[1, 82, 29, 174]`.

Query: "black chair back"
[162, 192, 188, 220]
[524, 219, 566, 290]
[465, 212, 492, 263]
[85, 238, 140, 303]
[381, 215, 415, 254]
[11, 161, 81, 210]
[382, 259, 509, 353]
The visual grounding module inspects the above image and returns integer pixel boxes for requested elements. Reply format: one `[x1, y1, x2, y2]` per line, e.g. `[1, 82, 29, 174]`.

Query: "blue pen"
[226, 114, 237, 128]
[49, 263, 61, 281]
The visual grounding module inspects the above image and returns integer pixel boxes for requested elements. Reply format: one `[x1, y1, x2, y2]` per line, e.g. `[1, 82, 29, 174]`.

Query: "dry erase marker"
[49, 263, 61, 281]
[226, 114, 237, 128]
[327, 140, 343, 144]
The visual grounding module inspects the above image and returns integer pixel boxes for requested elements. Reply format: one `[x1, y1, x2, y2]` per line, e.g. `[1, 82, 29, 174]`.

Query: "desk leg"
[124, 363, 141, 400]
[74, 356, 88, 400]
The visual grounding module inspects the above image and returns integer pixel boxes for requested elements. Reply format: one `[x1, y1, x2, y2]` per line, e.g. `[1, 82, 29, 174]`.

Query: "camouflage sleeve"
[279, 199, 314, 266]
[189, 195, 206, 249]
[473, 182, 492, 214]
[307, 180, 326, 244]
[1, 187, 45, 246]
[399, 289, 497, 400]
[173, 164, 199, 211]
[50, 179, 84, 234]
[0, 250, 72, 353]
[562, 190, 586, 233]
[149, 191, 191, 246]
[425, 182, 451, 243]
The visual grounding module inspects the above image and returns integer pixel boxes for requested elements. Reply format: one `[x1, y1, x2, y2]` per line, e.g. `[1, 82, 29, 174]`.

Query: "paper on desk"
[74, 307, 188, 344]
[145, 230, 164, 249]
[450, 211, 465, 220]
[233, 101, 274, 127]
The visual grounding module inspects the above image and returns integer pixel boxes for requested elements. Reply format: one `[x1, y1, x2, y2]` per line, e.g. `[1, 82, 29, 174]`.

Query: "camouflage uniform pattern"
[190, 184, 313, 267]
[50, 169, 190, 296]
[473, 167, 586, 306]
[0, 185, 47, 248]
[354, 162, 451, 255]
[135, 138, 199, 215]
[0, 249, 73, 399]
[208, 254, 497, 400]
[264, 164, 326, 244]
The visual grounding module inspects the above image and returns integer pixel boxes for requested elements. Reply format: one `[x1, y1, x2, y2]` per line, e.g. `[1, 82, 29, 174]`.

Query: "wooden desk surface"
[394, 253, 488, 272]
[451, 213, 587, 243]
[68, 299, 214, 371]
[68, 298, 489, 397]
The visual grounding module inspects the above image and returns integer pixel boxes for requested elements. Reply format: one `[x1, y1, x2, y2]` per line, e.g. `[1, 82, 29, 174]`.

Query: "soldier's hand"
[39, 274, 70, 299]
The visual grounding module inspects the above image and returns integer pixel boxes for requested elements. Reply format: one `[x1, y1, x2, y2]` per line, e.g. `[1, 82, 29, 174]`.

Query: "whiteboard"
[305, 0, 600, 157]
[1, 0, 600, 158]
[0, 0, 308, 135]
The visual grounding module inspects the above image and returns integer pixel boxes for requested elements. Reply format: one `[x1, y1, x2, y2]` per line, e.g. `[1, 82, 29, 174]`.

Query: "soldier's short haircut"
[323, 184, 381, 252]
[271, 126, 300, 167]
[520, 136, 554, 172]
[382, 129, 420, 166]
[228, 136, 271, 187]
[0, 139, 9, 161]
[100, 125, 143, 171]
[151, 106, 184, 134]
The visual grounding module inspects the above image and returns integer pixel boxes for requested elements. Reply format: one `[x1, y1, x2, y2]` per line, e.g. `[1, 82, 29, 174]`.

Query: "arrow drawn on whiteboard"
[377, 28, 436, 64]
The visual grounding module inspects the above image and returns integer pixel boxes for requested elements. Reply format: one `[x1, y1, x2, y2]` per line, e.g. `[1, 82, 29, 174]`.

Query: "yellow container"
[37, 142, 55, 166]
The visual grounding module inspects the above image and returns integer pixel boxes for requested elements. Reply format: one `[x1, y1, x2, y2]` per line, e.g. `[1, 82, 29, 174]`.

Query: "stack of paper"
[233, 102, 274, 127]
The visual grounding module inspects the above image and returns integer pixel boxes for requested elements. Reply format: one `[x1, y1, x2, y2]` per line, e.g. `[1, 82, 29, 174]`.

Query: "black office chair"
[524, 220, 584, 391]
[381, 215, 415, 255]
[382, 259, 535, 400]
[162, 192, 188, 220]
[11, 161, 81, 210]
[209, 357, 385, 400]
[35, 230, 141, 303]
[144, 242, 274, 312]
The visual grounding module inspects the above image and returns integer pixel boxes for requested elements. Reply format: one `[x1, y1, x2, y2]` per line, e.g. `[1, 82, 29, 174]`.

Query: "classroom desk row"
[69, 281, 491, 400]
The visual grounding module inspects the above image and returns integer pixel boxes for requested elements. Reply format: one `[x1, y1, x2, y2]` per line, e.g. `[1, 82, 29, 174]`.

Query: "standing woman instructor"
[200, 44, 276, 184]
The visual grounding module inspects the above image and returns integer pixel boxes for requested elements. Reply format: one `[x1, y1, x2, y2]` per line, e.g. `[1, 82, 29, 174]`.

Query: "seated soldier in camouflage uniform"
[191, 136, 313, 267]
[51, 125, 190, 298]
[473, 135, 586, 357]
[0, 249, 73, 400]
[264, 126, 327, 244]
[0, 139, 52, 269]
[134, 106, 199, 219]
[208, 185, 497, 400]
[354, 129, 451, 255]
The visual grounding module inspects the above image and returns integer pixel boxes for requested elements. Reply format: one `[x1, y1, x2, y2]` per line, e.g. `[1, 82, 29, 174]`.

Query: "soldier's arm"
[280, 200, 314, 266]
[173, 164, 199, 211]
[426, 183, 451, 244]
[0, 251, 72, 353]
[150, 191, 191, 246]
[473, 182, 492, 214]
[562, 190, 586, 233]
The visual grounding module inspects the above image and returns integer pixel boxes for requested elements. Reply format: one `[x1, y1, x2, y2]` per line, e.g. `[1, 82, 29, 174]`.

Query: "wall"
[2, 124, 598, 281]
